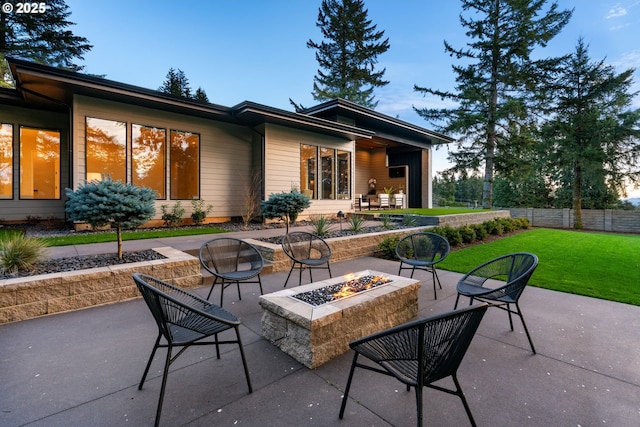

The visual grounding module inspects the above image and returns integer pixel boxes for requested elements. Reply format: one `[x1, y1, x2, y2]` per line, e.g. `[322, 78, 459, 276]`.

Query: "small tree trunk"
[573, 163, 583, 229]
[116, 224, 123, 259]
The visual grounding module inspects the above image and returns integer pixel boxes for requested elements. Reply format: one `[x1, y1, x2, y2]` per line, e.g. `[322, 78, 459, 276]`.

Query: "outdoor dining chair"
[355, 194, 370, 211]
[199, 237, 264, 306]
[339, 303, 489, 427]
[378, 193, 390, 209]
[132, 273, 252, 427]
[282, 231, 332, 287]
[396, 232, 450, 299]
[454, 252, 539, 353]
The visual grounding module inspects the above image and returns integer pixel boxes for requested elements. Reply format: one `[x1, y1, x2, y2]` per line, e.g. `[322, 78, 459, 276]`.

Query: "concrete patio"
[1, 232, 639, 426]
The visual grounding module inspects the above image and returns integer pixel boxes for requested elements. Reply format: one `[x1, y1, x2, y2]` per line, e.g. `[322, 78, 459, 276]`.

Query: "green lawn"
[439, 228, 640, 306]
[373, 208, 492, 215]
[0, 226, 229, 247]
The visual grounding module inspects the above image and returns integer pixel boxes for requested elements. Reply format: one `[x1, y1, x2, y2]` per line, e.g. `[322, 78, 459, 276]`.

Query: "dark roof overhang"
[232, 101, 374, 141]
[302, 98, 455, 148]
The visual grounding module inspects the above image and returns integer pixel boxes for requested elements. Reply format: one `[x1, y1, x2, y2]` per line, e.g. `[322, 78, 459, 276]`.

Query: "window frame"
[19, 125, 62, 200]
[132, 123, 166, 199]
[85, 117, 127, 183]
[0, 123, 13, 199]
[300, 143, 352, 201]
[169, 129, 201, 200]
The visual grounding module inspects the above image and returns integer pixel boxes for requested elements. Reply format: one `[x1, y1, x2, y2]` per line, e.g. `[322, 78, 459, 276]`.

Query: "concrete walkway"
[1, 228, 639, 426]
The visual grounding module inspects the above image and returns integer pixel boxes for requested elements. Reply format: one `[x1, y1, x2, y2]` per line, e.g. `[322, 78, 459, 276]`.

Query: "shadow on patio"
[1, 256, 638, 426]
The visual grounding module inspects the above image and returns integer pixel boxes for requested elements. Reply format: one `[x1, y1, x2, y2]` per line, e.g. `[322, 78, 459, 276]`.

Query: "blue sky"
[64, 0, 640, 196]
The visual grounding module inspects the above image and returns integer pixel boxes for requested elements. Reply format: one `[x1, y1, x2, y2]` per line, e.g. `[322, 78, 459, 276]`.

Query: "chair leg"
[207, 276, 220, 300]
[507, 303, 514, 331]
[235, 327, 253, 393]
[339, 352, 359, 419]
[327, 262, 332, 278]
[257, 275, 264, 295]
[139, 333, 162, 390]
[154, 345, 173, 427]
[431, 268, 437, 300]
[415, 383, 424, 427]
[284, 263, 296, 287]
[454, 294, 461, 309]
[515, 302, 536, 354]
[452, 373, 477, 427]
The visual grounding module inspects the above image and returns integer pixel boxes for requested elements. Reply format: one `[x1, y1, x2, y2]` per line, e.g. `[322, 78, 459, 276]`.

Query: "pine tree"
[0, 0, 92, 86]
[541, 39, 640, 228]
[65, 178, 156, 258]
[414, 0, 572, 208]
[306, 0, 390, 109]
[159, 68, 209, 102]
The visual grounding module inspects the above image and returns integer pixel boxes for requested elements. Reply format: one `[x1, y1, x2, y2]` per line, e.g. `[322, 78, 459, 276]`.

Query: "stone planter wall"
[0, 247, 202, 325]
[247, 227, 424, 273]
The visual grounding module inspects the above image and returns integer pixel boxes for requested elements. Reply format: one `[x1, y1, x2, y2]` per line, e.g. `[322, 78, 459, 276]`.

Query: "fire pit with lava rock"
[293, 272, 392, 306]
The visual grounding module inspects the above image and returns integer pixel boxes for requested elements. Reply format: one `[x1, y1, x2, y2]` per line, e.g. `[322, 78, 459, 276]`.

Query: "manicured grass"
[40, 226, 229, 247]
[372, 208, 492, 215]
[439, 228, 640, 306]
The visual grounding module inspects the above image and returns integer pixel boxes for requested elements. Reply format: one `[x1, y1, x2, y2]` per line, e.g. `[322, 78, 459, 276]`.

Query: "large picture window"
[86, 117, 126, 182]
[300, 144, 351, 200]
[300, 144, 316, 198]
[0, 124, 12, 199]
[132, 124, 166, 198]
[170, 130, 199, 199]
[20, 127, 60, 199]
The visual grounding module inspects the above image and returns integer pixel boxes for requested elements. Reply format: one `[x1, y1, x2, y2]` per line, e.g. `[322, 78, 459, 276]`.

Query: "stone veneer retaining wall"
[509, 208, 640, 233]
[0, 247, 202, 325]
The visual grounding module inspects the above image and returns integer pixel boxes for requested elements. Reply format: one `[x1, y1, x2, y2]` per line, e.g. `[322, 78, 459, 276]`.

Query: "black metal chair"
[339, 304, 489, 427]
[396, 232, 450, 299]
[199, 237, 264, 306]
[454, 252, 539, 353]
[281, 231, 332, 287]
[132, 273, 252, 427]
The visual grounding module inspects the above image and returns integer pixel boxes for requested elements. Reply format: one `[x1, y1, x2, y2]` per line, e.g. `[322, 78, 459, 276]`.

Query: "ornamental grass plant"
[0, 234, 47, 274]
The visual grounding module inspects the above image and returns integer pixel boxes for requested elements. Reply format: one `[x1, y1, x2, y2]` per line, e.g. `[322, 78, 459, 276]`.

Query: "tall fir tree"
[159, 67, 209, 102]
[0, 0, 92, 86]
[414, 0, 572, 208]
[305, 0, 390, 109]
[541, 38, 640, 228]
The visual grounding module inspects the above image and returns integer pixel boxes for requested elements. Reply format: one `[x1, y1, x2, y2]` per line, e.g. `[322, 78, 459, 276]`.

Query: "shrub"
[484, 219, 504, 235]
[515, 217, 530, 229]
[498, 217, 517, 233]
[347, 214, 366, 232]
[161, 201, 185, 227]
[459, 225, 477, 244]
[380, 214, 394, 229]
[442, 225, 463, 246]
[402, 215, 418, 227]
[377, 235, 400, 259]
[0, 234, 47, 274]
[190, 198, 213, 225]
[472, 223, 488, 240]
[310, 214, 333, 237]
[261, 189, 311, 233]
[66, 178, 156, 258]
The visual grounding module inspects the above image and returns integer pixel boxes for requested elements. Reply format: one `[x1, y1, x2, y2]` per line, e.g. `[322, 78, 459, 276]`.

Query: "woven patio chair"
[339, 303, 488, 427]
[454, 252, 539, 353]
[199, 237, 264, 306]
[281, 231, 332, 287]
[132, 273, 252, 427]
[396, 232, 450, 299]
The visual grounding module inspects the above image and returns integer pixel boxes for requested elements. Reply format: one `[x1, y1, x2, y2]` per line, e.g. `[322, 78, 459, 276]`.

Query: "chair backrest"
[352, 304, 488, 384]
[282, 231, 332, 262]
[395, 232, 450, 264]
[199, 238, 264, 276]
[394, 194, 404, 207]
[465, 252, 538, 301]
[355, 194, 369, 207]
[133, 273, 237, 344]
[379, 193, 390, 207]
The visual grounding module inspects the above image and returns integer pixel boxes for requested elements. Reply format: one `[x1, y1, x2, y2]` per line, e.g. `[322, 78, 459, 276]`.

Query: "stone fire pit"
[259, 270, 420, 368]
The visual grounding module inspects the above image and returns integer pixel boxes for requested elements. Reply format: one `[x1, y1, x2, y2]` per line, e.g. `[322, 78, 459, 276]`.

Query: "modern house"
[0, 57, 453, 223]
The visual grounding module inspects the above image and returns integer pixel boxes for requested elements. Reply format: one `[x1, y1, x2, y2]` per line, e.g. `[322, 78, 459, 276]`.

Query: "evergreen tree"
[414, 0, 572, 208]
[306, 0, 390, 109]
[65, 178, 156, 259]
[0, 0, 92, 86]
[541, 39, 640, 227]
[158, 68, 209, 102]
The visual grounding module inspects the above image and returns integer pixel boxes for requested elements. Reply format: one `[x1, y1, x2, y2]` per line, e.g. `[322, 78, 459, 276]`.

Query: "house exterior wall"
[263, 123, 354, 217]
[72, 95, 255, 220]
[0, 104, 69, 221]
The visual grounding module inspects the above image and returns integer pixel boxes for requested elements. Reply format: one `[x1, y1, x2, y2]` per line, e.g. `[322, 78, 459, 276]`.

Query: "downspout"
[15, 85, 73, 221]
